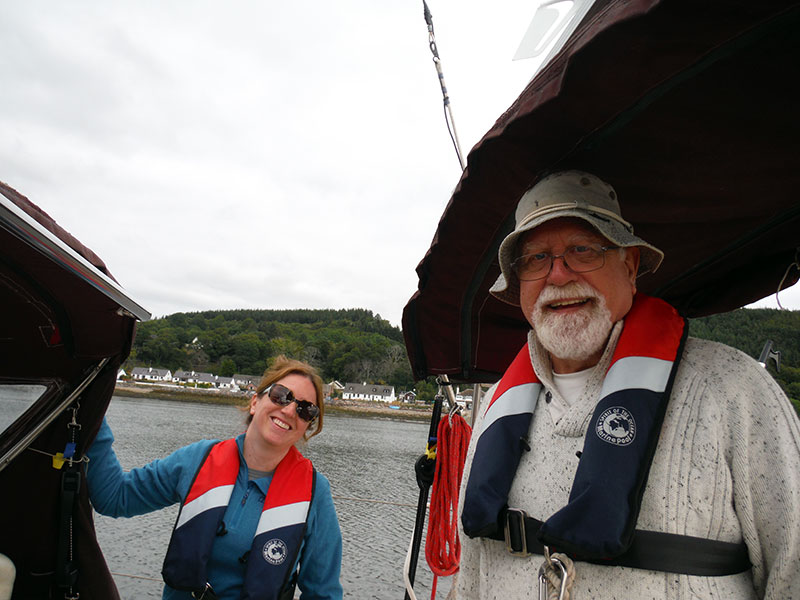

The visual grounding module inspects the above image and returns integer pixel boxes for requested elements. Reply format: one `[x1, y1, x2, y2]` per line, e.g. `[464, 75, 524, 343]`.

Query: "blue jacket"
[86, 419, 343, 600]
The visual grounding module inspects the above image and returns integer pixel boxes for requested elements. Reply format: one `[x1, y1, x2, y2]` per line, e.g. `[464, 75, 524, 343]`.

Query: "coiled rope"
[539, 549, 576, 600]
[425, 409, 471, 598]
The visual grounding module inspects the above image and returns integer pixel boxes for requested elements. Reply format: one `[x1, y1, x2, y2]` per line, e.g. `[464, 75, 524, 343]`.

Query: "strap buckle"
[504, 508, 530, 557]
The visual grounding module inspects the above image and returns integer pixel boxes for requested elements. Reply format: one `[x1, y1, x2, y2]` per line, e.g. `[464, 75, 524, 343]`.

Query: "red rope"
[425, 411, 472, 597]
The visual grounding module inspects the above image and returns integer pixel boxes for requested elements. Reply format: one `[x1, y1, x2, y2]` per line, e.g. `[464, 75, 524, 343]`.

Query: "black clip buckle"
[504, 507, 530, 557]
[192, 583, 218, 600]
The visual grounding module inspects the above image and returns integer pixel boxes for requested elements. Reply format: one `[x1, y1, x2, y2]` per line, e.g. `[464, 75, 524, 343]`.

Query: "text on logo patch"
[595, 406, 636, 446]
[263, 538, 288, 565]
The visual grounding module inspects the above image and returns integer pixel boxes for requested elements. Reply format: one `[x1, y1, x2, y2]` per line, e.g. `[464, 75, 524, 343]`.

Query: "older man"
[452, 171, 800, 599]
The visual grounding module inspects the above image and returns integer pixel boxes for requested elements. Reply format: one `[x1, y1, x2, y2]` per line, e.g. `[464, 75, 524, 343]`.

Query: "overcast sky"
[2, 1, 796, 327]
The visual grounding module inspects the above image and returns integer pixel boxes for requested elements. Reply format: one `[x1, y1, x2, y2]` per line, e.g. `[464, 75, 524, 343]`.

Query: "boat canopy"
[0, 180, 148, 598]
[402, 0, 800, 382]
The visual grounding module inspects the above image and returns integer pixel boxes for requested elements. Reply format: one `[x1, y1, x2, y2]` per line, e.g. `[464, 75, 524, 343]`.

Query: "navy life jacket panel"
[461, 343, 540, 539]
[462, 294, 687, 560]
[162, 439, 315, 600]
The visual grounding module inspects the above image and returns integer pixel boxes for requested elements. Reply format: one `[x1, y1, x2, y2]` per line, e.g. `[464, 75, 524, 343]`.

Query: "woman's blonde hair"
[248, 355, 324, 439]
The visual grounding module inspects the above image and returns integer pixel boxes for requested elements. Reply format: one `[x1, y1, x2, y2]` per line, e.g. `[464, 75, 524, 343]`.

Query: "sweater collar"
[529, 319, 624, 436]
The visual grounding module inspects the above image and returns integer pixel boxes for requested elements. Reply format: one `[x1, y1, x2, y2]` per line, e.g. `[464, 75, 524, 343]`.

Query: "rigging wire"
[331, 494, 416, 508]
[774, 248, 799, 310]
[107, 494, 422, 587]
[402, 4, 470, 598]
[424, 0, 466, 171]
[110, 571, 162, 583]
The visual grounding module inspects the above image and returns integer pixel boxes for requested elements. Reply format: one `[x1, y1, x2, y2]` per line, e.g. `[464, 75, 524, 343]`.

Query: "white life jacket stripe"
[601, 356, 673, 398]
[175, 484, 234, 529]
[255, 500, 311, 536]
[481, 382, 540, 433]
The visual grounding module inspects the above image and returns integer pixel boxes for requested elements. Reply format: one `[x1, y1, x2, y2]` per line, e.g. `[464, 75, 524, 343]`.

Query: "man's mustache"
[535, 282, 601, 311]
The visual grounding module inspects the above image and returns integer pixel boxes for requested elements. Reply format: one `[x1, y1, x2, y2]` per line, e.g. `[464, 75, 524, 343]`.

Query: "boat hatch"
[0, 182, 149, 471]
[1, 180, 144, 598]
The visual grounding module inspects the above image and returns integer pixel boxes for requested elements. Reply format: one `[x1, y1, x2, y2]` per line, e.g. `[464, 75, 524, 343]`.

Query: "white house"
[172, 370, 195, 384]
[454, 387, 473, 410]
[400, 390, 417, 403]
[193, 372, 217, 387]
[130, 367, 149, 380]
[216, 376, 238, 391]
[233, 374, 261, 392]
[131, 367, 173, 382]
[342, 382, 396, 403]
[323, 380, 345, 399]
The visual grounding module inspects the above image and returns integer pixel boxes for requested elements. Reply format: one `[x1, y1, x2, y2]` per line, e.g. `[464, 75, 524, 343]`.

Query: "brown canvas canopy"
[0, 181, 148, 598]
[402, 0, 800, 382]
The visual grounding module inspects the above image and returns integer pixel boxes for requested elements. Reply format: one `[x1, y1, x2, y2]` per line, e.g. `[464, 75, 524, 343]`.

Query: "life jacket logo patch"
[263, 538, 288, 565]
[596, 406, 636, 446]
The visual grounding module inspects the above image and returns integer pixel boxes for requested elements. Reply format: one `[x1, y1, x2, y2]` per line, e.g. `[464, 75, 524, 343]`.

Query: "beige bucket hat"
[490, 170, 664, 306]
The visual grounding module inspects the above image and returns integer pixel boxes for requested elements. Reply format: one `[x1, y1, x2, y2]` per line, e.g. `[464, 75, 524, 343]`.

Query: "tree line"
[127, 306, 800, 411]
[688, 307, 800, 413]
[128, 308, 415, 390]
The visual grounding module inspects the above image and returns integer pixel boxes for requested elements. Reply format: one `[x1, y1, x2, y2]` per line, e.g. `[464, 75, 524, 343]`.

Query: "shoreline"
[113, 382, 435, 422]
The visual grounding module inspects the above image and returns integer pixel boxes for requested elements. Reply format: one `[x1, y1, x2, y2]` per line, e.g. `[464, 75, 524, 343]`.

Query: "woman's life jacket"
[162, 439, 315, 600]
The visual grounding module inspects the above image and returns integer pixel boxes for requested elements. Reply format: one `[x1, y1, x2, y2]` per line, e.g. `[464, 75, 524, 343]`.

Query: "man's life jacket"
[462, 294, 687, 560]
[162, 439, 316, 600]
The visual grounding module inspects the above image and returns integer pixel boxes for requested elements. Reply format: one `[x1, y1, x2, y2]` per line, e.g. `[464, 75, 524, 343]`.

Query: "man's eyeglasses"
[511, 244, 620, 281]
[264, 383, 320, 423]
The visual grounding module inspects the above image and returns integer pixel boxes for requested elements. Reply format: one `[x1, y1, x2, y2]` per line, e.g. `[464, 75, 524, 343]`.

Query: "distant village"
[119, 367, 475, 410]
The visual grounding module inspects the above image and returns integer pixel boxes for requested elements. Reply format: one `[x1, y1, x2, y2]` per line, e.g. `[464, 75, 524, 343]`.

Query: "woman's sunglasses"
[264, 383, 320, 423]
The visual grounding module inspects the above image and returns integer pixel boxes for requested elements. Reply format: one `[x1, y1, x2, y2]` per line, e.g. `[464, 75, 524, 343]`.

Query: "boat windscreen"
[0, 384, 48, 434]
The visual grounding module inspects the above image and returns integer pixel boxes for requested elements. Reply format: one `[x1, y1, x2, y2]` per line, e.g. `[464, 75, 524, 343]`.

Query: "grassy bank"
[114, 382, 246, 405]
[113, 383, 434, 422]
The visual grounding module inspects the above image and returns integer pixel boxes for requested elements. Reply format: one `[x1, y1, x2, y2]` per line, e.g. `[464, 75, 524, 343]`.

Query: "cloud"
[4, 1, 793, 330]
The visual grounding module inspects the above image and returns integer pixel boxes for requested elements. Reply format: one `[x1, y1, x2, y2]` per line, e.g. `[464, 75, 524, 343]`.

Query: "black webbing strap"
[56, 464, 81, 589]
[497, 509, 751, 576]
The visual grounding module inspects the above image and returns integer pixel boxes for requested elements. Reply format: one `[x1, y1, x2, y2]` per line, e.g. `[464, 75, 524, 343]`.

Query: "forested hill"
[689, 307, 800, 411]
[128, 306, 800, 409]
[129, 308, 414, 388]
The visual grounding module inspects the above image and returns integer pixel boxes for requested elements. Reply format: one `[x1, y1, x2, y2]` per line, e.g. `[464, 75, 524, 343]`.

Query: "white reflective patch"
[480, 383, 540, 435]
[601, 356, 672, 397]
[176, 485, 234, 529]
[255, 501, 311, 536]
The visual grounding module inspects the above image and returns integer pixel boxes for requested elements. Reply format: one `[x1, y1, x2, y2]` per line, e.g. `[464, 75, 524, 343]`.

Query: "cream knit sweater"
[451, 332, 800, 599]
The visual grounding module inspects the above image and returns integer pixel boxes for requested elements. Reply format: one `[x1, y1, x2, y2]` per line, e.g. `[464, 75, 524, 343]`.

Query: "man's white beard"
[530, 282, 614, 363]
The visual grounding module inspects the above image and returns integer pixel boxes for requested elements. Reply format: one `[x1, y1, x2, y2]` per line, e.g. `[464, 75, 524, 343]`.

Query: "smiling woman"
[85, 355, 343, 600]
[244, 358, 325, 472]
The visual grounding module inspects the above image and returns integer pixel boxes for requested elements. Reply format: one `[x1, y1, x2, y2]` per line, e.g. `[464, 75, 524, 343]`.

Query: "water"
[94, 395, 451, 599]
